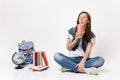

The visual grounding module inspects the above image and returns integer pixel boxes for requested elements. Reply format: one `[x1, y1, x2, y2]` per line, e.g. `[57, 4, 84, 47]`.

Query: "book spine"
[37, 52, 40, 66]
[33, 52, 35, 66]
[41, 51, 49, 66]
[40, 51, 43, 65]
[35, 52, 37, 66]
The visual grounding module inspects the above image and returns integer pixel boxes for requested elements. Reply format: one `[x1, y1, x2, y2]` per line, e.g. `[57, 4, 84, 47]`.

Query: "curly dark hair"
[75, 11, 92, 43]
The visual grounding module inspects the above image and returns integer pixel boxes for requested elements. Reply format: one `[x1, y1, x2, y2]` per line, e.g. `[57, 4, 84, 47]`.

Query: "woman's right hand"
[66, 32, 82, 50]
[75, 32, 81, 41]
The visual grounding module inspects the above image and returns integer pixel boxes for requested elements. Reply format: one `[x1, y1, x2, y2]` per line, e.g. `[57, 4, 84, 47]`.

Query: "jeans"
[54, 52, 105, 73]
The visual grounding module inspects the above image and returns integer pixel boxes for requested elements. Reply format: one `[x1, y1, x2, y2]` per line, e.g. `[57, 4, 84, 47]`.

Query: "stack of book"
[29, 51, 49, 72]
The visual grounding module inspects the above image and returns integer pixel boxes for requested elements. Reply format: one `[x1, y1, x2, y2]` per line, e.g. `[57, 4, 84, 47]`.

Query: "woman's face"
[78, 13, 89, 25]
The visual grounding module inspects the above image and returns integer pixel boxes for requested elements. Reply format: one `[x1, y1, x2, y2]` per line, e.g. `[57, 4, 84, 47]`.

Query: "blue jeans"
[54, 52, 105, 73]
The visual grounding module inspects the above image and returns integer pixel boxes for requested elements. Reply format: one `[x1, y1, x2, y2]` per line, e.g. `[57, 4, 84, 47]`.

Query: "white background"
[0, 0, 120, 79]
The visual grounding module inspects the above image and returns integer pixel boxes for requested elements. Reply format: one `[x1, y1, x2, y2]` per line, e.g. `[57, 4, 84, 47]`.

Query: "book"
[41, 51, 49, 66]
[40, 51, 43, 65]
[29, 65, 49, 72]
[35, 52, 38, 66]
[33, 51, 49, 66]
[37, 52, 40, 66]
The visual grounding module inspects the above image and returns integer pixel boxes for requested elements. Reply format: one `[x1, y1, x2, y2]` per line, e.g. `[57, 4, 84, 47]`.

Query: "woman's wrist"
[73, 39, 77, 44]
[80, 58, 86, 64]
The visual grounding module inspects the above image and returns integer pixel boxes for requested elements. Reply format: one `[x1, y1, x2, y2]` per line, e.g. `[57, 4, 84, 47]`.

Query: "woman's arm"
[66, 33, 80, 51]
[81, 41, 93, 63]
[66, 38, 77, 51]
[77, 41, 93, 72]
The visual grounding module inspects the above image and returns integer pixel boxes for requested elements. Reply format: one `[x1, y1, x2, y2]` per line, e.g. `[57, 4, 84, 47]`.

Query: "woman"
[54, 11, 105, 75]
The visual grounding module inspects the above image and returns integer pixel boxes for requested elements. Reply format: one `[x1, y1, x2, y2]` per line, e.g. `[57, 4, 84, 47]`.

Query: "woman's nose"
[80, 18, 83, 21]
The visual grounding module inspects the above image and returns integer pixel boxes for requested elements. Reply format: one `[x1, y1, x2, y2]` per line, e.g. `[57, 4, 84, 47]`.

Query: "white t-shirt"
[67, 32, 95, 57]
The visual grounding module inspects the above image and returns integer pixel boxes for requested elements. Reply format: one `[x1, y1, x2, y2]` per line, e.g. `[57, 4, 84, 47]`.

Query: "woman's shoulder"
[68, 27, 75, 34]
[91, 31, 96, 38]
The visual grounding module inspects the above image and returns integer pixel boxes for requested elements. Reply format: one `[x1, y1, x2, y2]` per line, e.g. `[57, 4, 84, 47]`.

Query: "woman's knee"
[54, 52, 63, 61]
[95, 56, 105, 68]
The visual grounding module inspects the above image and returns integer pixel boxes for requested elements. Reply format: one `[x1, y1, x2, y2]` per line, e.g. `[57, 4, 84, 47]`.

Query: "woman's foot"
[61, 67, 72, 72]
[84, 67, 98, 75]
[77, 65, 98, 75]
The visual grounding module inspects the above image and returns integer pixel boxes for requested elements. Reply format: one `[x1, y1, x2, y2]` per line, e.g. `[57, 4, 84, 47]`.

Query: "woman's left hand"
[76, 61, 85, 73]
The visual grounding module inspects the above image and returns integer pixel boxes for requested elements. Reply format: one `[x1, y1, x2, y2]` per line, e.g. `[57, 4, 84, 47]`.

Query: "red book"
[41, 51, 49, 66]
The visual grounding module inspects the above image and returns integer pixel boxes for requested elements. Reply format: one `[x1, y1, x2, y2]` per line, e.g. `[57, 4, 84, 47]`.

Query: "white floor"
[1, 58, 120, 80]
